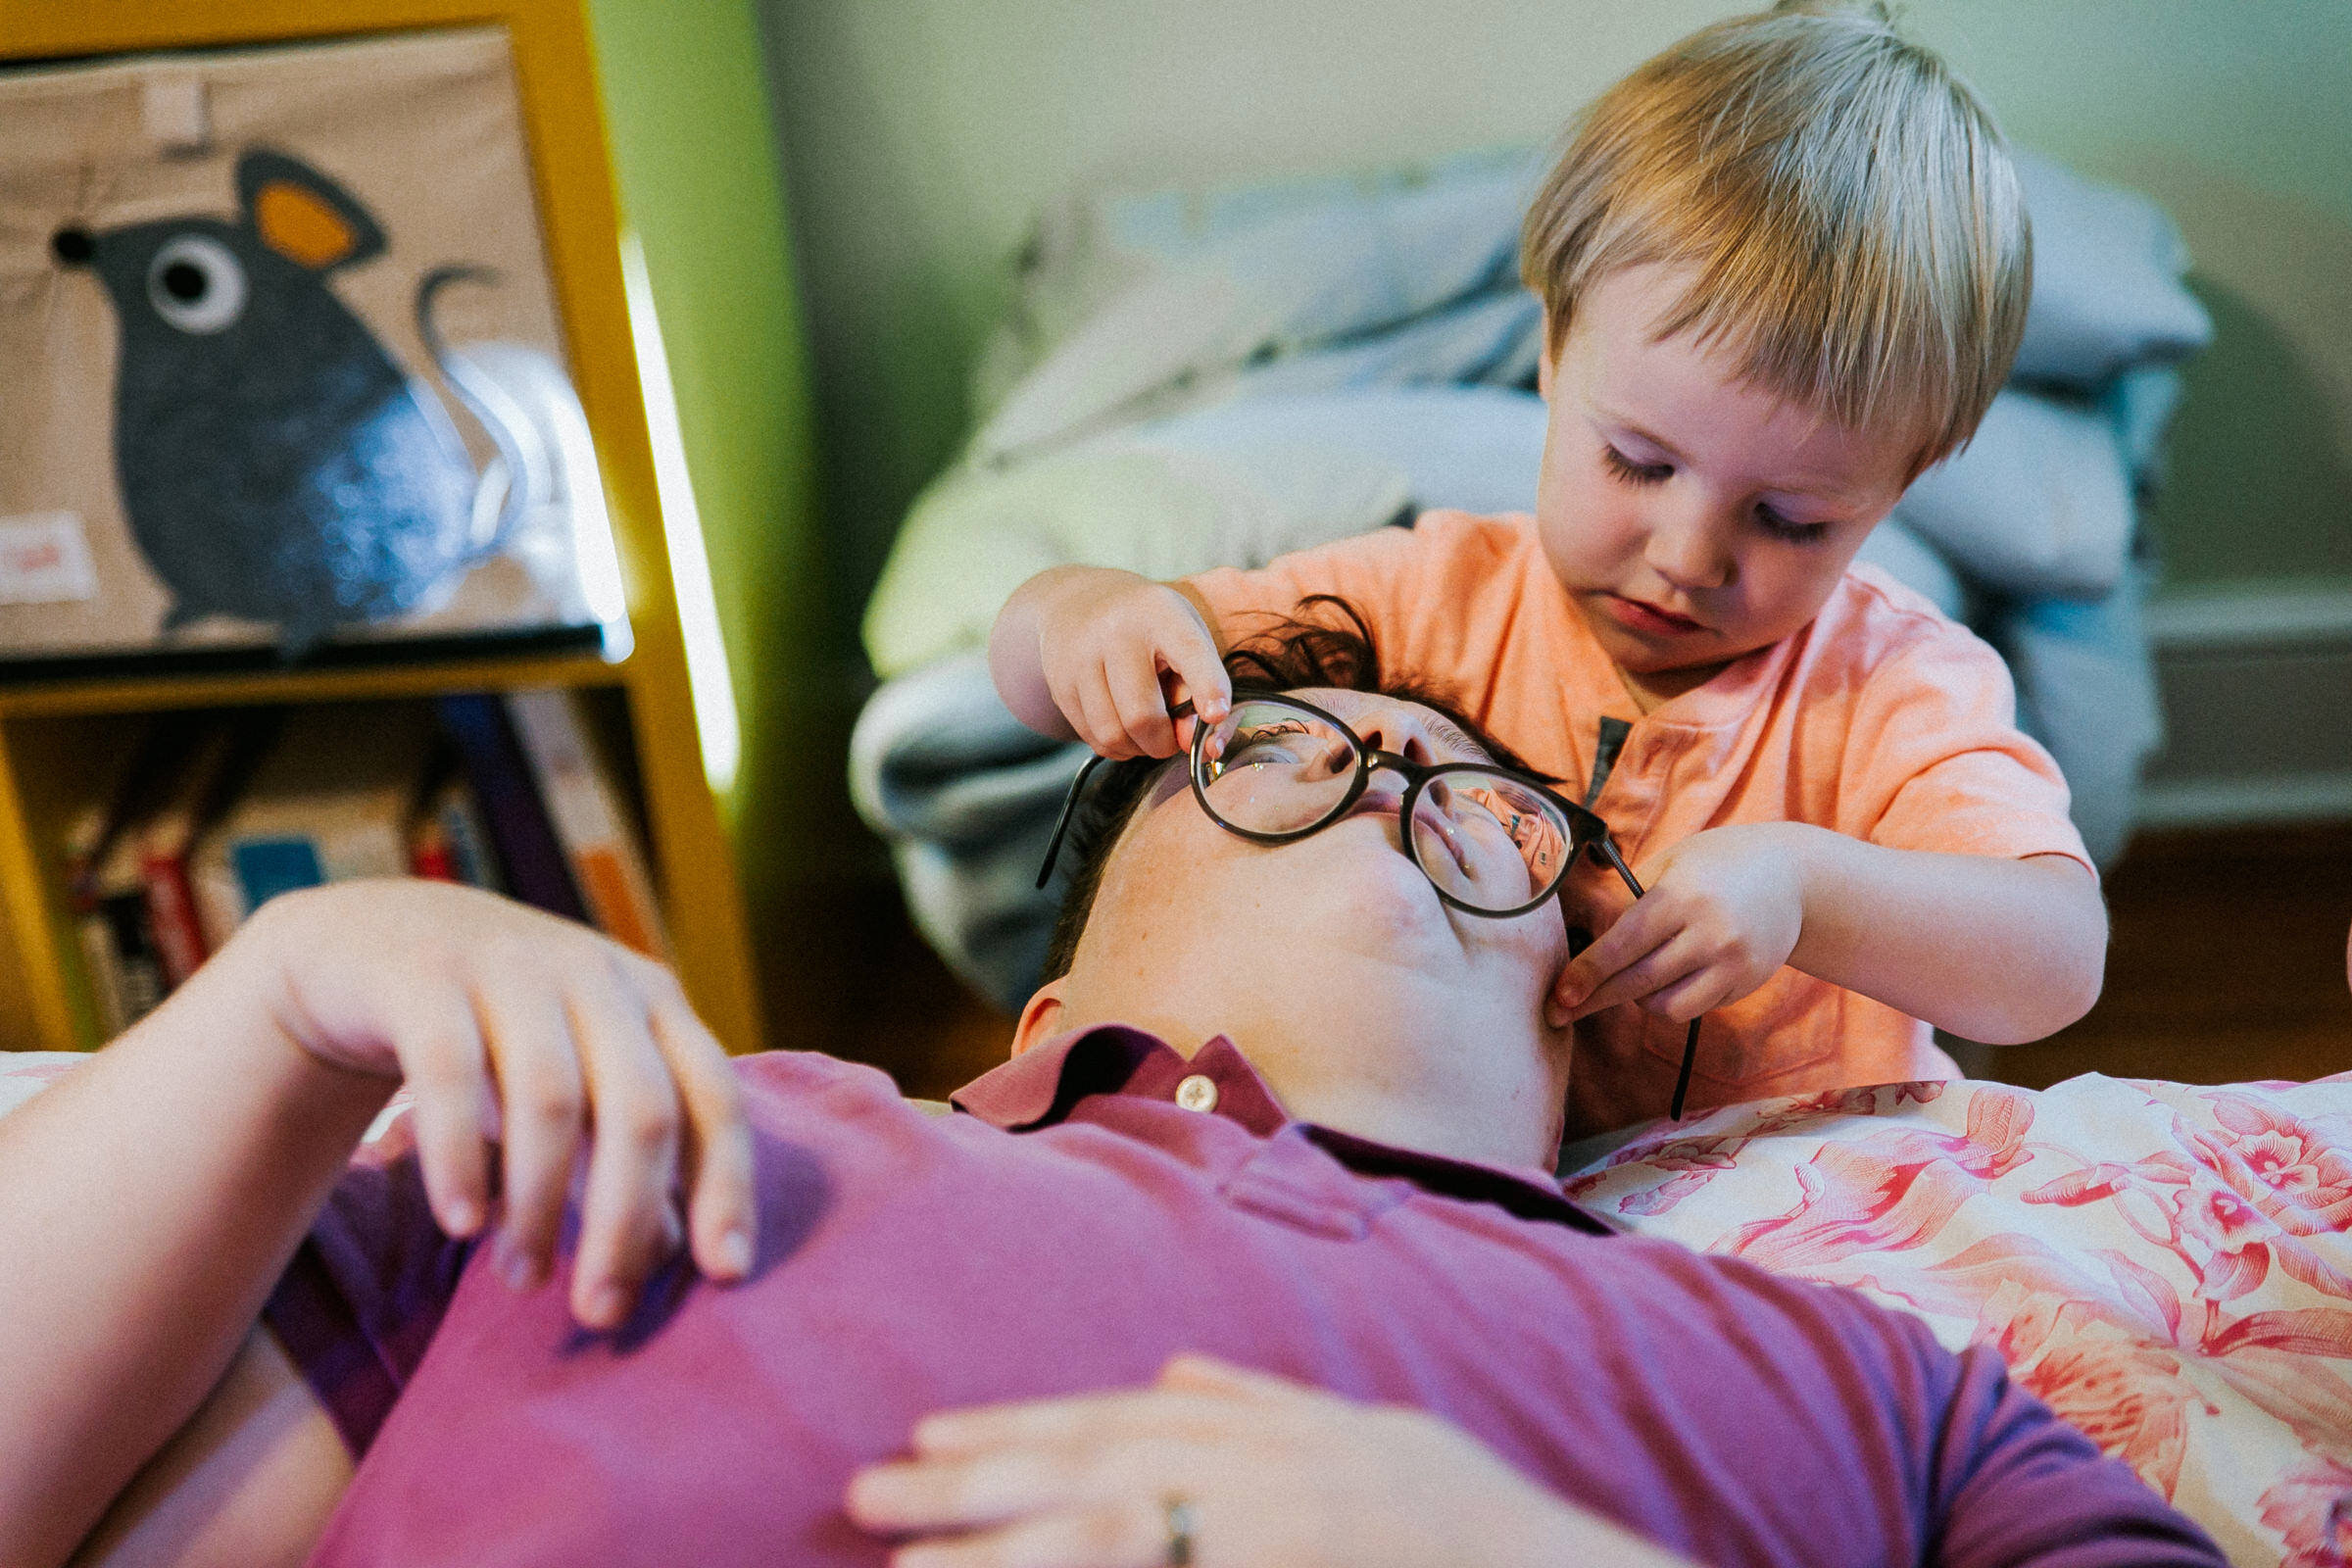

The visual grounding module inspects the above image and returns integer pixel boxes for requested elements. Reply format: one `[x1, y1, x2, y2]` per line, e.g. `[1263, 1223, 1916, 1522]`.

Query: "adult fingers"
[912, 1388, 1248, 1458]
[639, 963, 756, 1282]
[476, 983, 586, 1291]
[1103, 655, 1178, 759]
[848, 1446, 1073, 1533]
[396, 985, 495, 1239]
[567, 958, 685, 1330]
[1153, 1354, 1297, 1402]
[891, 1501, 1168, 1568]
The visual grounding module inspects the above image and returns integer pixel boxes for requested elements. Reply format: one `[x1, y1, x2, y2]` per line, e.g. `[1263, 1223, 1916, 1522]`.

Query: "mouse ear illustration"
[235, 147, 387, 270]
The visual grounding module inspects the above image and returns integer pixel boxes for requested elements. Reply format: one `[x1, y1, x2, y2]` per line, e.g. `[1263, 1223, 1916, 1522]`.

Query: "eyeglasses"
[1036, 692, 1705, 1118]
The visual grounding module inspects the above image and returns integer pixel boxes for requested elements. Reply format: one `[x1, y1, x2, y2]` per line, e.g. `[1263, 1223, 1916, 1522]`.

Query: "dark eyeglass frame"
[1035, 692, 1704, 1119]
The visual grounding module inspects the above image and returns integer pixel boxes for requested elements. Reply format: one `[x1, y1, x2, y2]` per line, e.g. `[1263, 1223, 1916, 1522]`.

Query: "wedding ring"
[1161, 1494, 1197, 1567]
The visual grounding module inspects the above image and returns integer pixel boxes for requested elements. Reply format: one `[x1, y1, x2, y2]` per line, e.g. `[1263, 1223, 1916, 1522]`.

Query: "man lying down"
[0, 618, 2222, 1568]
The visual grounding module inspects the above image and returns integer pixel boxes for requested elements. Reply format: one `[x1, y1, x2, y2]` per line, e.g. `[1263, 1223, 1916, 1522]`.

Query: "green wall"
[760, 0, 2352, 607]
[582, 0, 840, 913]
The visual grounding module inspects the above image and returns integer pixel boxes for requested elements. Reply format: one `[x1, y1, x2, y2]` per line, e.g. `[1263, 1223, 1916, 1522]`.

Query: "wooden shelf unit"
[0, 0, 763, 1056]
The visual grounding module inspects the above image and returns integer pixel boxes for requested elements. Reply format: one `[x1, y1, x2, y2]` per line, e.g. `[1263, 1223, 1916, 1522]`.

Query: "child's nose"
[1643, 505, 1732, 591]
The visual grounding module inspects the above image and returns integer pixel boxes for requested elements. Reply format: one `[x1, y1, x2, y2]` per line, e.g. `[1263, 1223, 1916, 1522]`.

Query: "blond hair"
[1520, 1, 2029, 466]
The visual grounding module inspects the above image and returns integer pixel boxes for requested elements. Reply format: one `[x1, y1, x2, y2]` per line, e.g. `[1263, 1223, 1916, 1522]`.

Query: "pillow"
[2011, 151, 2216, 388]
[1891, 386, 2135, 599]
[1567, 1073, 2352, 1568]
[0, 1050, 82, 1119]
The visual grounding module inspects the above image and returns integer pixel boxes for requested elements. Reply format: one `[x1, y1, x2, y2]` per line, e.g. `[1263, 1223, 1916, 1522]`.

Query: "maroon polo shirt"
[266, 1028, 2220, 1567]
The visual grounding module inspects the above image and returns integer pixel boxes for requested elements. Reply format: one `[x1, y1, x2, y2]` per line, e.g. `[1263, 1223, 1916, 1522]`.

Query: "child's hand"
[996, 565, 1230, 759]
[1547, 823, 1815, 1027]
[220, 879, 754, 1330]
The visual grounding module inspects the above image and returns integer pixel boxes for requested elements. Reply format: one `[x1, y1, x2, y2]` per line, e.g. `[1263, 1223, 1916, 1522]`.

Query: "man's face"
[1535, 264, 1920, 705]
[1021, 689, 1576, 1171]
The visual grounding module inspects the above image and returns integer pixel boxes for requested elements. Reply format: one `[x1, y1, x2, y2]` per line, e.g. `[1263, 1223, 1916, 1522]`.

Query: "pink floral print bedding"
[1567, 1073, 2352, 1567]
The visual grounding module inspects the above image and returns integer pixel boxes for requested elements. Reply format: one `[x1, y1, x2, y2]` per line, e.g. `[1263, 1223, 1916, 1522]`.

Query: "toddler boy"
[991, 2, 2103, 1132]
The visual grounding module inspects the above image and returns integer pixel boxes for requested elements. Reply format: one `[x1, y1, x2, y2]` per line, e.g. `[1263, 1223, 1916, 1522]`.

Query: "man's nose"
[1353, 712, 1439, 767]
[1642, 501, 1733, 592]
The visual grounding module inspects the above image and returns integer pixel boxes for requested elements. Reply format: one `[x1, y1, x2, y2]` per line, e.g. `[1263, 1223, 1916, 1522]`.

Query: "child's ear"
[235, 147, 387, 271]
[1537, 308, 1559, 400]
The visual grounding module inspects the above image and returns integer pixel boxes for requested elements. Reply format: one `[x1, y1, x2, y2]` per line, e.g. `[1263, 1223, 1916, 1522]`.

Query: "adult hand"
[219, 878, 754, 1329]
[1548, 822, 1816, 1027]
[845, 1354, 1686, 1568]
[1016, 565, 1230, 760]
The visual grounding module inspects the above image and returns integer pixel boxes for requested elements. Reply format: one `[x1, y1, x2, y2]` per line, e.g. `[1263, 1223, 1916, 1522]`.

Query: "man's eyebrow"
[1422, 710, 1492, 762]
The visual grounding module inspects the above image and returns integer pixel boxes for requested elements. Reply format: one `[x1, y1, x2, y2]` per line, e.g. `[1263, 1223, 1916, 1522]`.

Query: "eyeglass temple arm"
[1037, 701, 1200, 893]
[1036, 755, 1106, 891]
[1588, 835, 1703, 1123]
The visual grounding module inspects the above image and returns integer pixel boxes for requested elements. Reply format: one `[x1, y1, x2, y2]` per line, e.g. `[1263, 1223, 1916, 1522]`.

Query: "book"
[61, 715, 213, 1028]
[187, 704, 435, 936]
[87, 814, 168, 1035]
[136, 713, 272, 986]
[434, 693, 587, 922]
[63, 804, 130, 1038]
[505, 689, 669, 958]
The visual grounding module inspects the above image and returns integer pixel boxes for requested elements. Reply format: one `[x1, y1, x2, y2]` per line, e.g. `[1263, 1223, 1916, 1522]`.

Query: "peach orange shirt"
[1191, 510, 2091, 1135]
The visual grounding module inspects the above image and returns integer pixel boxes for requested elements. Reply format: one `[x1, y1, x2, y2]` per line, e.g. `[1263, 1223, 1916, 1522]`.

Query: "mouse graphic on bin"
[52, 146, 534, 657]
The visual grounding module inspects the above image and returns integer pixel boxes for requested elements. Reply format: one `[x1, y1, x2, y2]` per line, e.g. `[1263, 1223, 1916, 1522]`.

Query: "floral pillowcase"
[1566, 1072, 2352, 1568]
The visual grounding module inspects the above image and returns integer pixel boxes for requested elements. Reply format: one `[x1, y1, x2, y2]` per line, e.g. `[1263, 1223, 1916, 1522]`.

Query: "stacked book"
[66, 689, 668, 1038]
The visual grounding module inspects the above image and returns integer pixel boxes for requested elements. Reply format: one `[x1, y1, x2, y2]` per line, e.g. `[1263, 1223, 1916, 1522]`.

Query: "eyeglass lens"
[1197, 700, 1576, 913]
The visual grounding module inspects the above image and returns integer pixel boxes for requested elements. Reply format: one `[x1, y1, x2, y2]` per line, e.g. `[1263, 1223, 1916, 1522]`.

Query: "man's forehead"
[1286, 687, 1494, 763]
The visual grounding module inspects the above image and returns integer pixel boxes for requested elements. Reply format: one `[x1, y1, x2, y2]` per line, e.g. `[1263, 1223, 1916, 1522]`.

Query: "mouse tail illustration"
[416, 265, 537, 563]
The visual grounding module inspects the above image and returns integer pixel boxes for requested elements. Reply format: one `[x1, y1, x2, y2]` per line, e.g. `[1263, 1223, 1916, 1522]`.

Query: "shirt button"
[1174, 1074, 1220, 1113]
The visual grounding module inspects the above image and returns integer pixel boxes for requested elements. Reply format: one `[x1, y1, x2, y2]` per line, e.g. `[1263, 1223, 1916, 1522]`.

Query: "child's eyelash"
[1604, 444, 1831, 543]
[1756, 505, 1830, 545]
[1601, 446, 1671, 485]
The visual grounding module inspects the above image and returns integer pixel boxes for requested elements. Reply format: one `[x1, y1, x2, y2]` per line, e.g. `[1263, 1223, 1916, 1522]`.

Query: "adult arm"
[846, 1354, 1695, 1568]
[1929, 1346, 2225, 1568]
[0, 880, 755, 1568]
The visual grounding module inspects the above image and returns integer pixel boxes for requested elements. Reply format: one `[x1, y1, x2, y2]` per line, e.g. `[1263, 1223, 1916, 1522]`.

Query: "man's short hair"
[1519, 0, 2031, 469]
[1036, 596, 1551, 985]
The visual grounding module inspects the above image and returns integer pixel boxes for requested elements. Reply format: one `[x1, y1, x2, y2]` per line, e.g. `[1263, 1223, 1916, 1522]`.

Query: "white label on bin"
[0, 513, 100, 606]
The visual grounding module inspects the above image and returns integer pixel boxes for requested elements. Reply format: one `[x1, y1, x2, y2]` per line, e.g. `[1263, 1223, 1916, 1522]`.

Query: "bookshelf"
[0, 1, 763, 1054]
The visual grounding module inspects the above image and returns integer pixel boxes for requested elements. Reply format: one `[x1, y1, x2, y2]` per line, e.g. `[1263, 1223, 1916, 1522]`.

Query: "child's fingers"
[1548, 898, 1674, 1023]
[1066, 675, 1136, 760]
[1636, 961, 1732, 1024]
[1104, 655, 1179, 758]
[1570, 929, 1707, 1020]
[1161, 614, 1229, 724]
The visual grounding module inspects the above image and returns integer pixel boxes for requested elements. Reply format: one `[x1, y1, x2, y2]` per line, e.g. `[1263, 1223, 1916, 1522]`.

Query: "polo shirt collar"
[952, 1024, 1611, 1237]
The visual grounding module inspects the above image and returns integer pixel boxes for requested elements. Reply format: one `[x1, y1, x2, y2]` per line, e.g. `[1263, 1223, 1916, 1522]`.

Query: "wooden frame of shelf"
[0, 0, 762, 1055]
